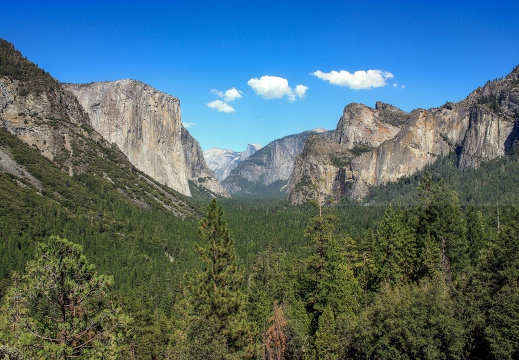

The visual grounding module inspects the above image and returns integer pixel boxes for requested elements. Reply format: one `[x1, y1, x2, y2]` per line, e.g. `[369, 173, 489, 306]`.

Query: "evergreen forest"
[1, 121, 519, 359]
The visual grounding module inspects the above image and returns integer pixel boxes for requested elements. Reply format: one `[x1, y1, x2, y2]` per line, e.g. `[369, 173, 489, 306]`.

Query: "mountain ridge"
[204, 144, 262, 182]
[222, 128, 330, 197]
[288, 66, 519, 204]
[0, 38, 203, 217]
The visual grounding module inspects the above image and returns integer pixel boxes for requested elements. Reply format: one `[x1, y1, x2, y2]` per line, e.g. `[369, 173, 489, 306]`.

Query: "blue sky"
[2, 0, 518, 152]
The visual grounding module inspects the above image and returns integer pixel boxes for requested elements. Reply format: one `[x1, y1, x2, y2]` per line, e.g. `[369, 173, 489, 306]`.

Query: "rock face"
[204, 144, 262, 182]
[64, 80, 228, 198]
[289, 67, 519, 204]
[334, 102, 403, 149]
[64, 80, 191, 195]
[223, 128, 330, 197]
[181, 126, 230, 197]
[0, 72, 99, 176]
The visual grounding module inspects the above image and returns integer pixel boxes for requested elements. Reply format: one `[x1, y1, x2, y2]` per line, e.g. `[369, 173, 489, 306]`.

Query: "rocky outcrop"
[64, 80, 192, 196]
[181, 126, 230, 197]
[65, 80, 229, 198]
[0, 73, 103, 176]
[204, 144, 262, 182]
[334, 102, 403, 149]
[289, 67, 519, 204]
[223, 128, 330, 197]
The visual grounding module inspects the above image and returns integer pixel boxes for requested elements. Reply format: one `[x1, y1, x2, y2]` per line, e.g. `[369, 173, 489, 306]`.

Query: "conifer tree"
[302, 210, 361, 338]
[264, 302, 287, 360]
[314, 306, 340, 360]
[185, 199, 256, 359]
[1, 236, 131, 359]
[465, 207, 488, 266]
[375, 205, 417, 284]
[414, 177, 468, 280]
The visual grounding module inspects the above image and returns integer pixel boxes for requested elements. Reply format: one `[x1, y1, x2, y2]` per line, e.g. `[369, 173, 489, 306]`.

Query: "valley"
[1, 37, 519, 359]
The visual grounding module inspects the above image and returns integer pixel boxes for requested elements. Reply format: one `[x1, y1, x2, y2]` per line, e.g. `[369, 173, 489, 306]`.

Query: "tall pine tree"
[183, 199, 256, 359]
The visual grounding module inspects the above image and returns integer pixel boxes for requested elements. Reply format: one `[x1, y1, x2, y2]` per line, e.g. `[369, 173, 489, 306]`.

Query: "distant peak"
[311, 127, 327, 133]
[240, 144, 262, 160]
[246, 143, 263, 150]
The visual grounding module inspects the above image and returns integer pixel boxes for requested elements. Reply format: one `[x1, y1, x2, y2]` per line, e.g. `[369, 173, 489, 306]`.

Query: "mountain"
[289, 67, 519, 204]
[0, 38, 202, 217]
[180, 126, 230, 198]
[64, 80, 228, 198]
[204, 143, 262, 182]
[222, 128, 330, 197]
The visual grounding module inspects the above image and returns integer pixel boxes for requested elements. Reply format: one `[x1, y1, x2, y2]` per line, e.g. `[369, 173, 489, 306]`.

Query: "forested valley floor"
[1, 126, 519, 359]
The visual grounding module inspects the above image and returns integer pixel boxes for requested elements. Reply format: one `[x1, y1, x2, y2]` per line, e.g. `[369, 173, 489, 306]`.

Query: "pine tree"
[302, 210, 361, 339]
[414, 177, 469, 280]
[351, 278, 465, 359]
[374, 205, 417, 285]
[1, 236, 131, 359]
[465, 207, 488, 267]
[314, 306, 339, 360]
[185, 199, 256, 359]
[264, 302, 287, 360]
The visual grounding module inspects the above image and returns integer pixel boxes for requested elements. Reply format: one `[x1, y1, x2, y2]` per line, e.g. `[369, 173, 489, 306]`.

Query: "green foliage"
[313, 306, 339, 360]
[180, 199, 256, 359]
[478, 94, 502, 113]
[350, 278, 465, 359]
[0, 39, 58, 96]
[225, 178, 289, 199]
[0, 345, 26, 360]
[457, 206, 519, 359]
[1, 236, 131, 359]
[0, 126, 201, 357]
[414, 176, 469, 280]
[374, 205, 417, 285]
[364, 151, 519, 207]
[299, 209, 362, 358]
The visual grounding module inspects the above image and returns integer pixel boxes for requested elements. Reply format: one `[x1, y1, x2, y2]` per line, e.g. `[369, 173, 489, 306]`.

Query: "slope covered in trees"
[1, 158, 518, 358]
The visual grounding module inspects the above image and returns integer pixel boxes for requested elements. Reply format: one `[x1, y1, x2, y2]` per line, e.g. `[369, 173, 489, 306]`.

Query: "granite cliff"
[64, 80, 228, 198]
[0, 42, 100, 177]
[181, 126, 230, 197]
[289, 67, 519, 204]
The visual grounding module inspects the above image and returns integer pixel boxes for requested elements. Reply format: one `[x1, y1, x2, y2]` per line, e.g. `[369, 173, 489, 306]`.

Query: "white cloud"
[211, 87, 243, 102]
[311, 69, 394, 90]
[207, 100, 235, 113]
[248, 75, 292, 99]
[295, 84, 308, 99]
[182, 122, 196, 128]
[248, 75, 307, 101]
[393, 83, 406, 89]
[211, 89, 224, 97]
